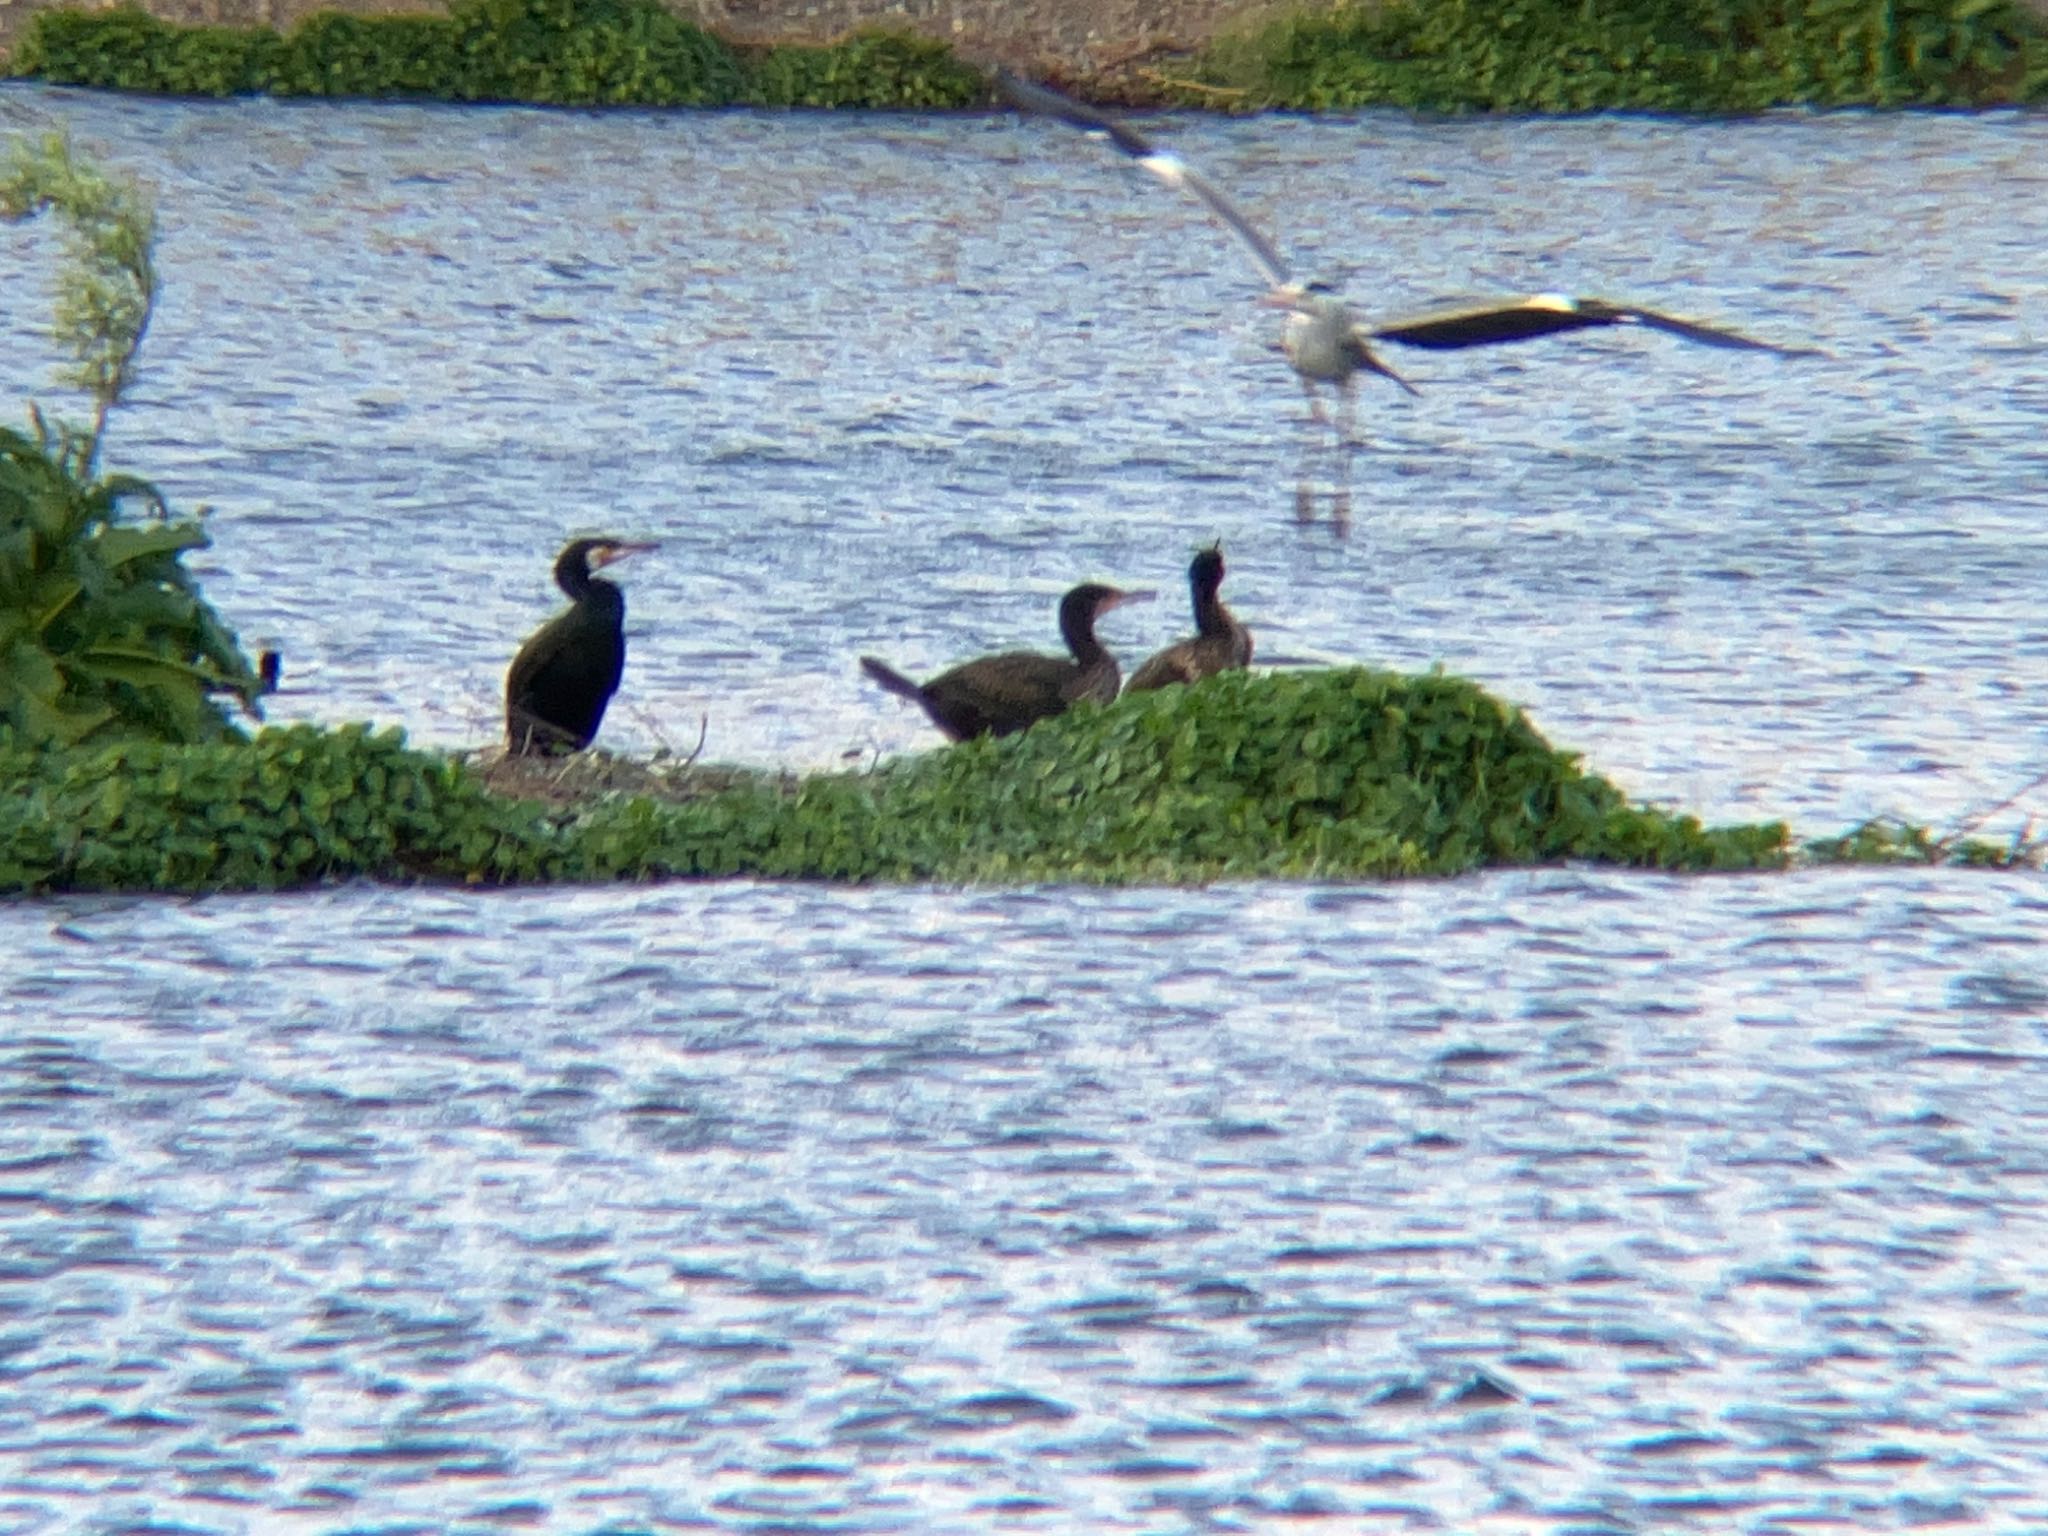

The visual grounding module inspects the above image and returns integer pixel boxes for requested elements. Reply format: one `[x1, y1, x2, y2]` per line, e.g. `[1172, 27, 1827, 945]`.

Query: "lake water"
[2, 84, 2047, 1533]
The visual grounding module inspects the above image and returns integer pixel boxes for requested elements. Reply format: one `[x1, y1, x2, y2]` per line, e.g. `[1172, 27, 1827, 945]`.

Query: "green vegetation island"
[1, 0, 2044, 112]
[0, 138, 2034, 895]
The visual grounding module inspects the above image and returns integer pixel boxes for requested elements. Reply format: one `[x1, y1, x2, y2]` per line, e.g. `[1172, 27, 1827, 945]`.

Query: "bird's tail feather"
[860, 656, 926, 702]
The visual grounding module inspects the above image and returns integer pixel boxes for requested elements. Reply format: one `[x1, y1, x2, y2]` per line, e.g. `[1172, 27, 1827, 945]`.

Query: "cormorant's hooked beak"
[1103, 588, 1157, 612]
[592, 540, 660, 569]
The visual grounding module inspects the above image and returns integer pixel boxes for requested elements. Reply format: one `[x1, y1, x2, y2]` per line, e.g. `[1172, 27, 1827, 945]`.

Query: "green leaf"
[91, 522, 205, 569]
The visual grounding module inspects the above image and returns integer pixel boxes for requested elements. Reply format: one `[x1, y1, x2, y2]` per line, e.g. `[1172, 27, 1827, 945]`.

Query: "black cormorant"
[505, 537, 656, 755]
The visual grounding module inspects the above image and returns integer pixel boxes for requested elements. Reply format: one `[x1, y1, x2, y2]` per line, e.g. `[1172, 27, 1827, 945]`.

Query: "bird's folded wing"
[1126, 646, 1199, 693]
[932, 652, 1070, 713]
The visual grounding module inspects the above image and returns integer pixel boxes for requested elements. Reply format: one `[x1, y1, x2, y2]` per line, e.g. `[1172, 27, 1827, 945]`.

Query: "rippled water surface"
[9, 875, 2048, 1533]
[3, 85, 2048, 1532]
[1, 89, 2045, 822]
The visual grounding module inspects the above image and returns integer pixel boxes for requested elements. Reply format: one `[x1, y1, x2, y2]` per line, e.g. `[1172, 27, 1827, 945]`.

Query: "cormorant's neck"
[578, 577, 624, 615]
[1192, 571, 1230, 636]
[1060, 603, 1107, 667]
[558, 559, 625, 610]
[555, 549, 594, 600]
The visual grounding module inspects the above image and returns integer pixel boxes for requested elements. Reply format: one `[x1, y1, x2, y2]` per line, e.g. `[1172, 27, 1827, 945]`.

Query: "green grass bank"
[1189, 0, 2048, 110]
[0, 667, 1798, 894]
[6, 0, 985, 107]
[6, 0, 2044, 110]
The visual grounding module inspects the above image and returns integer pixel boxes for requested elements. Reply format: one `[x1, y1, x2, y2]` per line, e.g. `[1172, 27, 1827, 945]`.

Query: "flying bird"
[994, 72, 1798, 481]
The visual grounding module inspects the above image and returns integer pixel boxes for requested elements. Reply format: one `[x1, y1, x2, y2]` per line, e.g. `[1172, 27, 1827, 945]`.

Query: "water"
[2, 89, 2045, 826]
[3, 85, 2048, 1532]
[9, 875, 2048, 1532]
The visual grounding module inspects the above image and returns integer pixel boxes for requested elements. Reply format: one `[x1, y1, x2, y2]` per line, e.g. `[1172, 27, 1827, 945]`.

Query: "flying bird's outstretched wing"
[993, 72, 1813, 389]
[995, 70, 1296, 293]
[1372, 294, 1806, 354]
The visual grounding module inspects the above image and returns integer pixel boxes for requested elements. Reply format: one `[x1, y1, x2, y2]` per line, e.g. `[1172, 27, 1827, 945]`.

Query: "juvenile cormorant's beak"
[591, 540, 660, 569]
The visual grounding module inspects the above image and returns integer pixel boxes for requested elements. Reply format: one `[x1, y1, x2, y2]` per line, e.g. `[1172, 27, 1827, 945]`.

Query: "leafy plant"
[1803, 815, 2047, 867]
[9, 8, 287, 96]
[1, 135, 263, 751]
[0, 426, 263, 751]
[442, 0, 745, 105]
[837, 666, 1789, 881]
[6, 1, 993, 108]
[1192, 0, 2048, 111]
[741, 31, 987, 108]
[271, 13, 464, 98]
[11, 7, 180, 95]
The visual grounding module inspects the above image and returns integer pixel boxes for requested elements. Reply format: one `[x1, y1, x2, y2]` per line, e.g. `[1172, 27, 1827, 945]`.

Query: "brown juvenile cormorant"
[505, 536, 657, 755]
[861, 582, 1149, 741]
[1125, 544, 1252, 694]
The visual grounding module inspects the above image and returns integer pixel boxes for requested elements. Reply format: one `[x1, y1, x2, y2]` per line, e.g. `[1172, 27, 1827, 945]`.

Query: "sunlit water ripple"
[2, 84, 2048, 1532]
[7, 875, 2048, 1532]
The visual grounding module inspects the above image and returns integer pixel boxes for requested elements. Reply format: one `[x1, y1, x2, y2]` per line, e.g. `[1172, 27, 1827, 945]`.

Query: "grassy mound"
[6, 0, 986, 107]
[1190, 0, 2048, 112]
[0, 668, 1792, 893]
[805, 666, 1790, 882]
